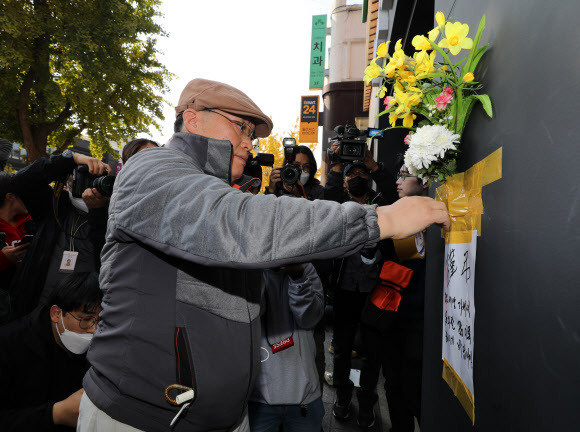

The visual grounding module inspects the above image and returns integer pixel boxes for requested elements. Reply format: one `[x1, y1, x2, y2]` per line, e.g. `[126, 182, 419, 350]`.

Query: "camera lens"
[343, 144, 362, 156]
[281, 164, 301, 185]
[92, 175, 116, 197]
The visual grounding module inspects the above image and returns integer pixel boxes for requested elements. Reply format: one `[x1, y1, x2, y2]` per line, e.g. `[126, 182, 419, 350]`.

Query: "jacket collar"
[166, 132, 233, 184]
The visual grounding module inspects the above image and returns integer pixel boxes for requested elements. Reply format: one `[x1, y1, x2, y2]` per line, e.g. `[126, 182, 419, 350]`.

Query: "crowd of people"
[0, 78, 450, 431]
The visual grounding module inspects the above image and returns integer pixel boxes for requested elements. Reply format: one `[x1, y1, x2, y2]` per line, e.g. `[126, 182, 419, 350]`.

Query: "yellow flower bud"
[463, 72, 475, 83]
[376, 41, 390, 58]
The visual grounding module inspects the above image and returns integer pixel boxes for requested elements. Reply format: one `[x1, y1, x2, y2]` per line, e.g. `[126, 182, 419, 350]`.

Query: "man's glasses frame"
[205, 109, 255, 141]
[66, 311, 100, 330]
[396, 172, 417, 181]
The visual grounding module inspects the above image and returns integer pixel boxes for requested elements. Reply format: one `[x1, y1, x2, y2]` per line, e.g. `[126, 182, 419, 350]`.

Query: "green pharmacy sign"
[309, 15, 327, 90]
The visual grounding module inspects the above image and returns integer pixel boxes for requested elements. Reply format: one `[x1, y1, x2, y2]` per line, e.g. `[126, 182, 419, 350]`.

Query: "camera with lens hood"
[280, 137, 301, 185]
[71, 164, 116, 198]
[328, 125, 369, 162]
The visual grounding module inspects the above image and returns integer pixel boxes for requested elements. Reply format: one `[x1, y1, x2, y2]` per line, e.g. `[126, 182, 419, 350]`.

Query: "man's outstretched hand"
[377, 196, 451, 240]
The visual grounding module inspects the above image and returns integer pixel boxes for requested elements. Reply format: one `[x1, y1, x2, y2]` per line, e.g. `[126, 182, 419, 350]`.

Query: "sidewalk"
[321, 324, 420, 432]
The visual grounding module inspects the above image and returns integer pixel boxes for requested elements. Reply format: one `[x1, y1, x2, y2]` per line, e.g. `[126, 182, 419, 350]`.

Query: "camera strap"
[263, 287, 295, 354]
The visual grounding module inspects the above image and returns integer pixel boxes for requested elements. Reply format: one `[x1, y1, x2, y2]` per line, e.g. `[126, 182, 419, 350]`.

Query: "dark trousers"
[365, 318, 424, 432]
[332, 288, 378, 409]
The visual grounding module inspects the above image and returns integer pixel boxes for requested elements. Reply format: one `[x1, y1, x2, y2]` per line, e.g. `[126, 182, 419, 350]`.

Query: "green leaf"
[467, 44, 489, 74]
[464, 15, 486, 74]
[473, 94, 493, 117]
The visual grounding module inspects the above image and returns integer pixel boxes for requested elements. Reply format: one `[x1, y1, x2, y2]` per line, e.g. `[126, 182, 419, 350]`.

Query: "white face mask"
[67, 190, 89, 213]
[56, 312, 93, 354]
[300, 172, 310, 185]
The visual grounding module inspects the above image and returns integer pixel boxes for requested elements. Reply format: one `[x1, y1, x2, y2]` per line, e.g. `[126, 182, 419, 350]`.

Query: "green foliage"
[0, 0, 172, 161]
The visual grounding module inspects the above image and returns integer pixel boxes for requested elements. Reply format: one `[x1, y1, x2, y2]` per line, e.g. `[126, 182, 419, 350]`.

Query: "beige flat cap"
[175, 78, 273, 138]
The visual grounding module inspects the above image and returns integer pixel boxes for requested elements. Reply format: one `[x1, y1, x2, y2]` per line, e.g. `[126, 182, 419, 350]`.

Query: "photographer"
[7, 151, 111, 320]
[323, 136, 397, 427]
[266, 145, 324, 200]
[325, 140, 397, 205]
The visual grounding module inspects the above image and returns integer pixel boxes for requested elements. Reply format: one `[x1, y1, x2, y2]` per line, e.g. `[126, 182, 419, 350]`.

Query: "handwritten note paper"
[442, 230, 477, 420]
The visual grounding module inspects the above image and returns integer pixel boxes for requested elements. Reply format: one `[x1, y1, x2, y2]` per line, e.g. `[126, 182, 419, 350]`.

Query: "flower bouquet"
[364, 12, 492, 184]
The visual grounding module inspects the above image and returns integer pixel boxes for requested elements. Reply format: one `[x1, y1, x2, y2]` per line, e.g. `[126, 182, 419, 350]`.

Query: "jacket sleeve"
[323, 170, 347, 203]
[12, 154, 76, 220]
[111, 150, 380, 270]
[0, 404, 55, 432]
[286, 263, 324, 329]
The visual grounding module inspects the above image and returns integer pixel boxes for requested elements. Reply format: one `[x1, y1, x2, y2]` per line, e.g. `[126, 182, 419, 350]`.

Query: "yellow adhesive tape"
[393, 234, 424, 261]
[442, 358, 475, 424]
[436, 148, 502, 239]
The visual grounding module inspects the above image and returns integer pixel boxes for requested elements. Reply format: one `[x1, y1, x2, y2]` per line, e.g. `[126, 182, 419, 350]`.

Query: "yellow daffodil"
[427, 27, 439, 41]
[402, 112, 417, 128]
[462, 72, 475, 83]
[394, 39, 403, 51]
[440, 65, 448, 71]
[377, 86, 387, 98]
[389, 112, 399, 127]
[364, 59, 382, 84]
[439, 21, 473, 55]
[436, 11, 446, 27]
[412, 35, 432, 51]
[376, 41, 390, 58]
[426, 12, 446, 41]
[413, 50, 436, 78]
[384, 49, 407, 75]
[397, 70, 416, 85]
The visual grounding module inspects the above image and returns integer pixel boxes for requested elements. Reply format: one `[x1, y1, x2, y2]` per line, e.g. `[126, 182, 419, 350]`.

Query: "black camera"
[71, 164, 115, 198]
[280, 137, 301, 185]
[245, 152, 275, 169]
[328, 125, 369, 162]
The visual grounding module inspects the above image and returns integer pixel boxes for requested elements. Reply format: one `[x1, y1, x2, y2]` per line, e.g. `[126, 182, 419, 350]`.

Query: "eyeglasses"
[66, 311, 100, 330]
[205, 109, 255, 141]
[396, 172, 416, 181]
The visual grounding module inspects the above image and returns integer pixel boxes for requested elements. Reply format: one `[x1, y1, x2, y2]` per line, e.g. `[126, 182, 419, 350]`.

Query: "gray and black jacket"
[83, 133, 380, 431]
[251, 264, 323, 406]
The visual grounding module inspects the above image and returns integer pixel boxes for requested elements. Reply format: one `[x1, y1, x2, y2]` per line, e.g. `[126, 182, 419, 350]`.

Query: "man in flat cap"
[79, 78, 449, 432]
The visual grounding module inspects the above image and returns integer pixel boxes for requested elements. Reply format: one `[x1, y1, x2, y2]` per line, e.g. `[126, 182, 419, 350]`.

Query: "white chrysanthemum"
[404, 125, 459, 174]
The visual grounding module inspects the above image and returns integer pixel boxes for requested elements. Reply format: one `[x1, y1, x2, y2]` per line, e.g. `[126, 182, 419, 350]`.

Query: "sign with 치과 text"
[299, 96, 319, 143]
[309, 15, 326, 90]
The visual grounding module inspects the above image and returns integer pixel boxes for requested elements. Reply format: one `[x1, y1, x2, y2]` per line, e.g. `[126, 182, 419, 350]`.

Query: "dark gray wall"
[422, 1, 580, 431]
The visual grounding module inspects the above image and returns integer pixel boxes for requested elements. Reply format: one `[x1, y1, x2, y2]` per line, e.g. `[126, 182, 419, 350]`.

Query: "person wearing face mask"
[266, 145, 324, 200]
[0, 272, 102, 431]
[5, 151, 110, 321]
[324, 154, 397, 427]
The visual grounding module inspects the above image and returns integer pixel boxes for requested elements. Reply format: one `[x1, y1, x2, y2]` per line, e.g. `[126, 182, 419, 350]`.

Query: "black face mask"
[347, 176, 370, 198]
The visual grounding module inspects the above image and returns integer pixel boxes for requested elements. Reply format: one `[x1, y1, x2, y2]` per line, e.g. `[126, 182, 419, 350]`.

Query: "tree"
[0, 0, 172, 162]
[253, 118, 320, 193]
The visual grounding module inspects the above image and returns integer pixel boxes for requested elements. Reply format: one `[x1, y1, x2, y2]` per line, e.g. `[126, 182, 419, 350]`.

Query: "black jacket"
[324, 164, 396, 292]
[7, 154, 108, 319]
[0, 308, 89, 431]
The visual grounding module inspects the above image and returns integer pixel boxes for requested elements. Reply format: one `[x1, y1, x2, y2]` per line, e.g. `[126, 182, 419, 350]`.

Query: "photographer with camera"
[266, 140, 324, 200]
[322, 126, 398, 427]
[6, 150, 111, 320]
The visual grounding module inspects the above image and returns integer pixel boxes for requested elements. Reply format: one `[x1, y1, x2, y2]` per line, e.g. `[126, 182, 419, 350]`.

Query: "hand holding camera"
[71, 157, 116, 199]
[72, 154, 110, 176]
